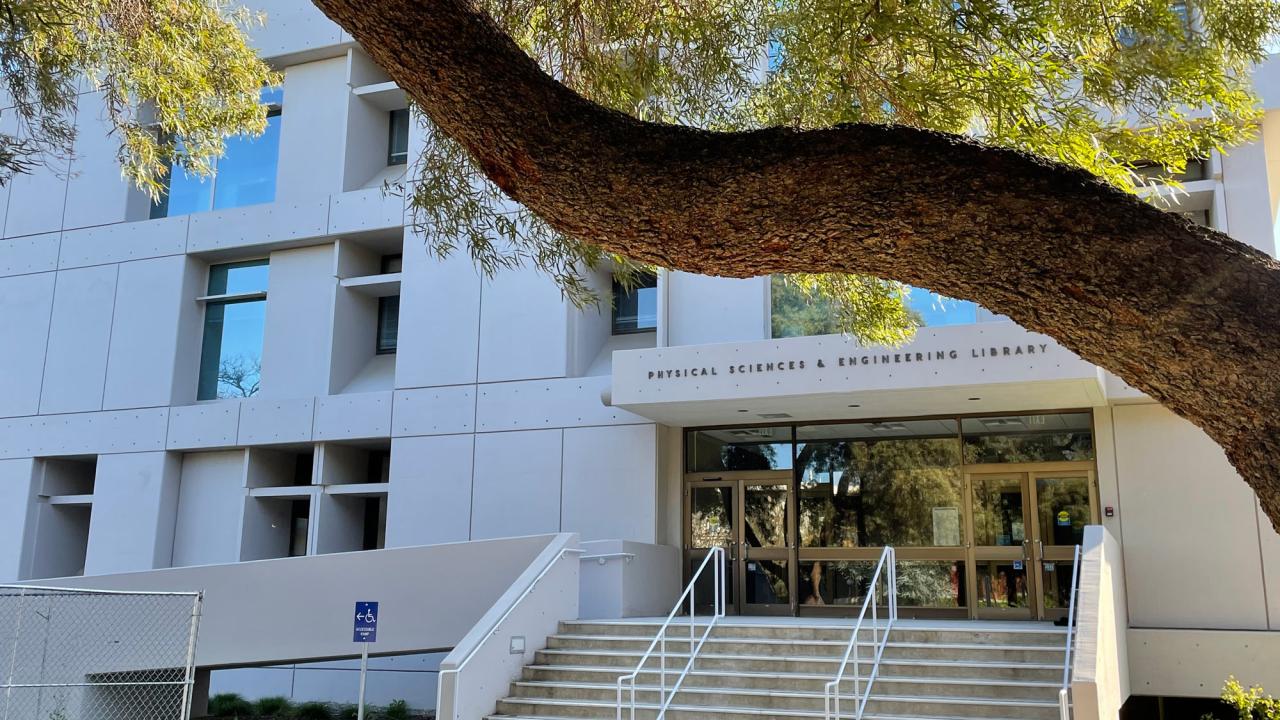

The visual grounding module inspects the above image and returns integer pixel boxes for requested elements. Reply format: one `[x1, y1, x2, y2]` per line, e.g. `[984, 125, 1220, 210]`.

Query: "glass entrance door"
[967, 470, 1096, 619]
[970, 472, 1035, 618]
[686, 472, 794, 615]
[1032, 472, 1093, 620]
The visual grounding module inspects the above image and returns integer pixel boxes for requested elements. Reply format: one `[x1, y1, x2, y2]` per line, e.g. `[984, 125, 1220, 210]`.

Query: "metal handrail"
[615, 546, 725, 720]
[824, 546, 897, 720]
[1058, 544, 1083, 720]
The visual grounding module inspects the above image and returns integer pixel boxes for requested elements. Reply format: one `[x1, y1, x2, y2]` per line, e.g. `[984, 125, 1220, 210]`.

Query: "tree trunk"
[311, 0, 1280, 531]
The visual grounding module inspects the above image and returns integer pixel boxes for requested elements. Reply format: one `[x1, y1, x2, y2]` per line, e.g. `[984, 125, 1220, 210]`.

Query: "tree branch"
[312, 0, 1280, 530]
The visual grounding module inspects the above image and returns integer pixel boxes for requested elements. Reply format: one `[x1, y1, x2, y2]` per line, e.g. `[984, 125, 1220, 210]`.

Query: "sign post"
[353, 601, 378, 720]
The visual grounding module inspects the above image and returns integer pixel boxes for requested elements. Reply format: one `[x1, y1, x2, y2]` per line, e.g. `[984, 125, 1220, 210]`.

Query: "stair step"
[512, 679, 1059, 705]
[493, 694, 1061, 720]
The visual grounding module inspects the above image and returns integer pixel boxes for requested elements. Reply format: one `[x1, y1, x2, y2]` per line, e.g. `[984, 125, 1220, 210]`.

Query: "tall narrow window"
[612, 271, 658, 334]
[197, 259, 269, 400]
[377, 296, 400, 353]
[288, 500, 310, 557]
[151, 87, 284, 218]
[388, 108, 410, 166]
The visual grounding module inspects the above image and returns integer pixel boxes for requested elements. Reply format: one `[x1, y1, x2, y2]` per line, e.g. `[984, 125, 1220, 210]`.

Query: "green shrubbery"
[203, 694, 420, 720]
[1210, 677, 1280, 719]
[208, 694, 254, 718]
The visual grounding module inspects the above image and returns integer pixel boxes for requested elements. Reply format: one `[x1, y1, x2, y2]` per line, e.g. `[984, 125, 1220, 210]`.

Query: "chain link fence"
[0, 586, 201, 720]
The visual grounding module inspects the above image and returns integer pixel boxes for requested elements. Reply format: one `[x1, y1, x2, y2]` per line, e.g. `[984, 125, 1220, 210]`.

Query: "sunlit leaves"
[410, 0, 1279, 345]
[0, 0, 276, 197]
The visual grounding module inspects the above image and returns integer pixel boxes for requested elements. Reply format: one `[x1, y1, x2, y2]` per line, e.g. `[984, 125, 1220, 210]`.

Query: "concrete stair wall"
[486, 619, 1069, 720]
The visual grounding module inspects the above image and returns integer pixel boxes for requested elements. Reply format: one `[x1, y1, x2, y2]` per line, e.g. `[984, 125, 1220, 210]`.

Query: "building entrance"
[968, 468, 1095, 620]
[682, 413, 1098, 619]
[685, 471, 794, 615]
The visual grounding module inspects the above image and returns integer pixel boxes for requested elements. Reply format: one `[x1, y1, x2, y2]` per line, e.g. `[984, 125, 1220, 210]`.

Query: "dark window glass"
[152, 88, 282, 218]
[797, 420, 963, 548]
[388, 108, 410, 165]
[288, 500, 309, 557]
[612, 272, 657, 334]
[380, 254, 403, 274]
[362, 497, 385, 550]
[367, 450, 391, 483]
[377, 295, 400, 354]
[685, 427, 793, 472]
[961, 413, 1094, 463]
[292, 453, 313, 486]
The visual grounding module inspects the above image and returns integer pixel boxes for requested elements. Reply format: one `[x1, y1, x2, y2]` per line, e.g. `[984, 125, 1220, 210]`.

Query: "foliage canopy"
[0, 0, 276, 198]
[407, 0, 1280, 343]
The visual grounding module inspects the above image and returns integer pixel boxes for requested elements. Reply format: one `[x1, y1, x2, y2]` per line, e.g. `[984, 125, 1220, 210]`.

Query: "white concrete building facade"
[3, 2, 1280, 717]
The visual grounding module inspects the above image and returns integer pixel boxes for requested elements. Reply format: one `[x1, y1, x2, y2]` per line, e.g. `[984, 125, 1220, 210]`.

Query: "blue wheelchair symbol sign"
[353, 601, 378, 643]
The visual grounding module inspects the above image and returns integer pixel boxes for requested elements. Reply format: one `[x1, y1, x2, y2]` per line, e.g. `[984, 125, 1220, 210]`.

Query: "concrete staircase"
[486, 619, 1067, 720]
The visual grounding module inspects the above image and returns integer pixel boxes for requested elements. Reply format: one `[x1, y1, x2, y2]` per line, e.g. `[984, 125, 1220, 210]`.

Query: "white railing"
[1058, 544, 1083, 720]
[824, 546, 897, 720]
[615, 546, 725, 720]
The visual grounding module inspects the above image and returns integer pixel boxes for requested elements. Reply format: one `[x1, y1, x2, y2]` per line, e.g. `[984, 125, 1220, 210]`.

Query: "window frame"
[376, 294, 400, 355]
[150, 91, 284, 219]
[387, 108, 410, 166]
[611, 271, 659, 335]
[197, 258, 270, 401]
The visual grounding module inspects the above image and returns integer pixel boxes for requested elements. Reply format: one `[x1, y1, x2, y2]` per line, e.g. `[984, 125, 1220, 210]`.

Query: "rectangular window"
[612, 271, 658, 334]
[151, 87, 283, 219]
[377, 295, 400, 354]
[388, 108, 410, 166]
[197, 259, 268, 400]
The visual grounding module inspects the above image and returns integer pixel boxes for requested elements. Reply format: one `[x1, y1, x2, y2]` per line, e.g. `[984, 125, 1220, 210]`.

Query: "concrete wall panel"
[172, 450, 247, 567]
[395, 236, 480, 388]
[39, 264, 117, 414]
[237, 397, 315, 445]
[477, 270, 568, 383]
[103, 256, 188, 409]
[1113, 403, 1269, 629]
[63, 91, 133, 230]
[475, 376, 648, 432]
[167, 402, 242, 450]
[313, 391, 392, 440]
[667, 273, 768, 346]
[327, 187, 403, 234]
[84, 452, 181, 574]
[0, 271, 55, 417]
[59, 216, 188, 269]
[186, 198, 329, 254]
[0, 458, 39, 581]
[0, 232, 59, 276]
[260, 244, 335, 398]
[385, 434, 474, 546]
[0, 408, 169, 459]
[391, 386, 475, 437]
[5, 157, 69, 239]
[561, 425, 657, 543]
[246, 0, 345, 60]
[277, 58, 347, 200]
[471, 429, 562, 540]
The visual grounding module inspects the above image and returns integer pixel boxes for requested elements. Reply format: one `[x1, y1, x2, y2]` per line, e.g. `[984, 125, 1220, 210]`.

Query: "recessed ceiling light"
[757, 412, 793, 419]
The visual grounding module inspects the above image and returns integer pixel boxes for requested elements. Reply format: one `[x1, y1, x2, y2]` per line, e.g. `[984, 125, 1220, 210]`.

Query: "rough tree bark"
[312, 0, 1280, 531]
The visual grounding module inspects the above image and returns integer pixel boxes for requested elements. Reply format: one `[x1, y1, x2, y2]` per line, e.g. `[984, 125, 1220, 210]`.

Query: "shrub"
[383, 700, 411, 720]
[1215, 677, 1280, 719]
[254, 696, 293, 717]
[208, 693, 253, 718]
[334, 705, 359, 720]
[292, 701, 334, 720]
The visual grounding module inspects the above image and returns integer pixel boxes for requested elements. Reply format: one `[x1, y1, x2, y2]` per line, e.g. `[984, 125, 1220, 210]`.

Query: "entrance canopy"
[610, 322, 1106, 426]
